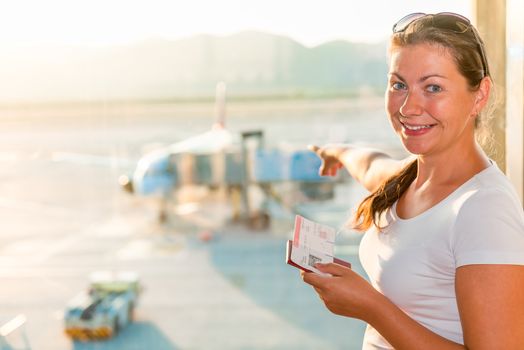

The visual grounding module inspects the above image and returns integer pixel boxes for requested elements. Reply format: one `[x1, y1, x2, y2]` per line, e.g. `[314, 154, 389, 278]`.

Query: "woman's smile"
[400, 121, 437, 136]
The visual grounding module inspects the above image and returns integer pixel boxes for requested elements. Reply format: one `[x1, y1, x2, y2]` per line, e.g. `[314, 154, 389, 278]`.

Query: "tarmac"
[0, 101, 383, 350]
[0, 177, 367, 350]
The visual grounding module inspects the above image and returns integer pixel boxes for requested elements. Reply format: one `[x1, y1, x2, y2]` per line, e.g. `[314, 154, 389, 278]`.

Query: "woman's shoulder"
[453, 164, 523, 226]
[468, 164, 521, 202]
[451, 165, 524, 266]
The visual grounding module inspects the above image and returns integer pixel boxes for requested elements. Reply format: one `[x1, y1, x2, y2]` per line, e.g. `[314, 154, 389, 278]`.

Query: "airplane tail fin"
[213, 81, 227, 130]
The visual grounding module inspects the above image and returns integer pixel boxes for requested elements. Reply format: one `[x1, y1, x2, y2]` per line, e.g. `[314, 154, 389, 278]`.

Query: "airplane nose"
[118, 174, 134, 194]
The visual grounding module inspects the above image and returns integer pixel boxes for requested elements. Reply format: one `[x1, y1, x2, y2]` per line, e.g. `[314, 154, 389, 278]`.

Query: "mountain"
[0, 31, 388, 103]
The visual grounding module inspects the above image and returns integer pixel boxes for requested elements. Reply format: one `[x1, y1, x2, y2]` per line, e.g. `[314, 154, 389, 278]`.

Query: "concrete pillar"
[472, 0, 507, 172]
[505, 0, 524, 202]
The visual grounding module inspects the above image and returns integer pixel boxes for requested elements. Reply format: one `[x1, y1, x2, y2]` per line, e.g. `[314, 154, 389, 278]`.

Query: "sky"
[0, 0, 472, 48]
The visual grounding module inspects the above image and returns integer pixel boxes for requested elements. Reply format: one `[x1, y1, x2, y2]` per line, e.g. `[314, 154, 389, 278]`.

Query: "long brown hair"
[352, 15, 492, 232]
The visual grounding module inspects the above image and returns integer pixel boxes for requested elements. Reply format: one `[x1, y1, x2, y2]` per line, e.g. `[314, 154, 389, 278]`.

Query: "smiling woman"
[303, 11, 524, 350]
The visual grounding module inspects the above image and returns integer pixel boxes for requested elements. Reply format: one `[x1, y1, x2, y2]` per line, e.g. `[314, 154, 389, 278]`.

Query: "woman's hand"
[301, 263, 381, 322]
[309, 143, 410, 192]
[308, 144, 348, 177]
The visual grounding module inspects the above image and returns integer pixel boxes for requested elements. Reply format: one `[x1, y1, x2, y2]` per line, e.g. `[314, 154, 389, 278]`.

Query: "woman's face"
[385, 42, 479, 157]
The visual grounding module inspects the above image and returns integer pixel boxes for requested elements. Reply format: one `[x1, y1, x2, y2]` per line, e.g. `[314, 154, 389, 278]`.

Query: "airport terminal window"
[1, 2, 473, 348]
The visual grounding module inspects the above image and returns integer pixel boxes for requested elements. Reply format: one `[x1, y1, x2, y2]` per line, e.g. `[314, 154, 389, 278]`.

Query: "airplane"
[119, 82, 342, 229]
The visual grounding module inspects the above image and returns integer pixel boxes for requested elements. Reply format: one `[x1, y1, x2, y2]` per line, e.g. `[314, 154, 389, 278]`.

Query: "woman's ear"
[474, 76, 492, 112]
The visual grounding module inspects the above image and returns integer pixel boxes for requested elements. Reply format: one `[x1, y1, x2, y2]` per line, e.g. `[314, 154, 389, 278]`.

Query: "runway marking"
[0, 215, 150, 266]
[0, 196, 78, 216]
[30, 226, 99, 264]
[0, 152, 18, 162]
[116, 239, 153, 260]
[51, 151, 135, 167]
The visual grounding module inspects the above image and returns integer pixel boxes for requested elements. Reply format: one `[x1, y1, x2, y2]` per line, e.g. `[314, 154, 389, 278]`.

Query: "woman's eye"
[426, 84, 442, 93]
[391, 82, 406, 90]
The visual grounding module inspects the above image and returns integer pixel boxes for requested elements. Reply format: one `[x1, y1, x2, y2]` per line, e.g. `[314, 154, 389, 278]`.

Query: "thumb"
[315, 262, 351, 277]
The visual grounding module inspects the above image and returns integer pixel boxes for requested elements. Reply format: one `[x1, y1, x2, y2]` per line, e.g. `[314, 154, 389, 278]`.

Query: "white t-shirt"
[359, 163, 524, 349]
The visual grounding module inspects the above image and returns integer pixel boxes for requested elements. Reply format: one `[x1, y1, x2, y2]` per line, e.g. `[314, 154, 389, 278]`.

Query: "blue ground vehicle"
[64, 271, 140, 340]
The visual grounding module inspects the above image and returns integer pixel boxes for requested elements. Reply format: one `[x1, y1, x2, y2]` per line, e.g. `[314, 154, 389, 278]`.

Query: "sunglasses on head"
[392, 12, 489, 78]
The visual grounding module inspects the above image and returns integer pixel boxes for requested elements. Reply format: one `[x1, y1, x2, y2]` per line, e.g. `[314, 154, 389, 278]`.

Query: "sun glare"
[0, 0, 471, 47]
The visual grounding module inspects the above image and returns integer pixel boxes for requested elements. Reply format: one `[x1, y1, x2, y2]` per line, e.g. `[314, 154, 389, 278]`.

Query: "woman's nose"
[399, 92, 424, 117]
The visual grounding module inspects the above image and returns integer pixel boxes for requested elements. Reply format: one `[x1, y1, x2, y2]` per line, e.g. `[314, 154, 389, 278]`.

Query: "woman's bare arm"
[309, 144, 413, 192]
[456, 264, 524, 349]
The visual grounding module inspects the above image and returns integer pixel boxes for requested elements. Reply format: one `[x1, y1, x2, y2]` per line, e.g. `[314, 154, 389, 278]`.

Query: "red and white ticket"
[290, 215, 336, 274]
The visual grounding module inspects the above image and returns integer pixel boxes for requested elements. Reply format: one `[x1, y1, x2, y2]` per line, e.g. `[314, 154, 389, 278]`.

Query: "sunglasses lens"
[432, 15, 470, 33]
[393, 12, 471, 34]
[392, 12, 425, 33]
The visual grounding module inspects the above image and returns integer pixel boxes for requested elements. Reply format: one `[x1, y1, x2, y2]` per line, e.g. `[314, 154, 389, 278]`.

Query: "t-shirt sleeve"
[452, 188, 524, 267]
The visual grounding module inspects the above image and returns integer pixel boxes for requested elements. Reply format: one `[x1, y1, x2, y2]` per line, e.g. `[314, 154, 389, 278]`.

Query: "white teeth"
[403, 124, 432, 131]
